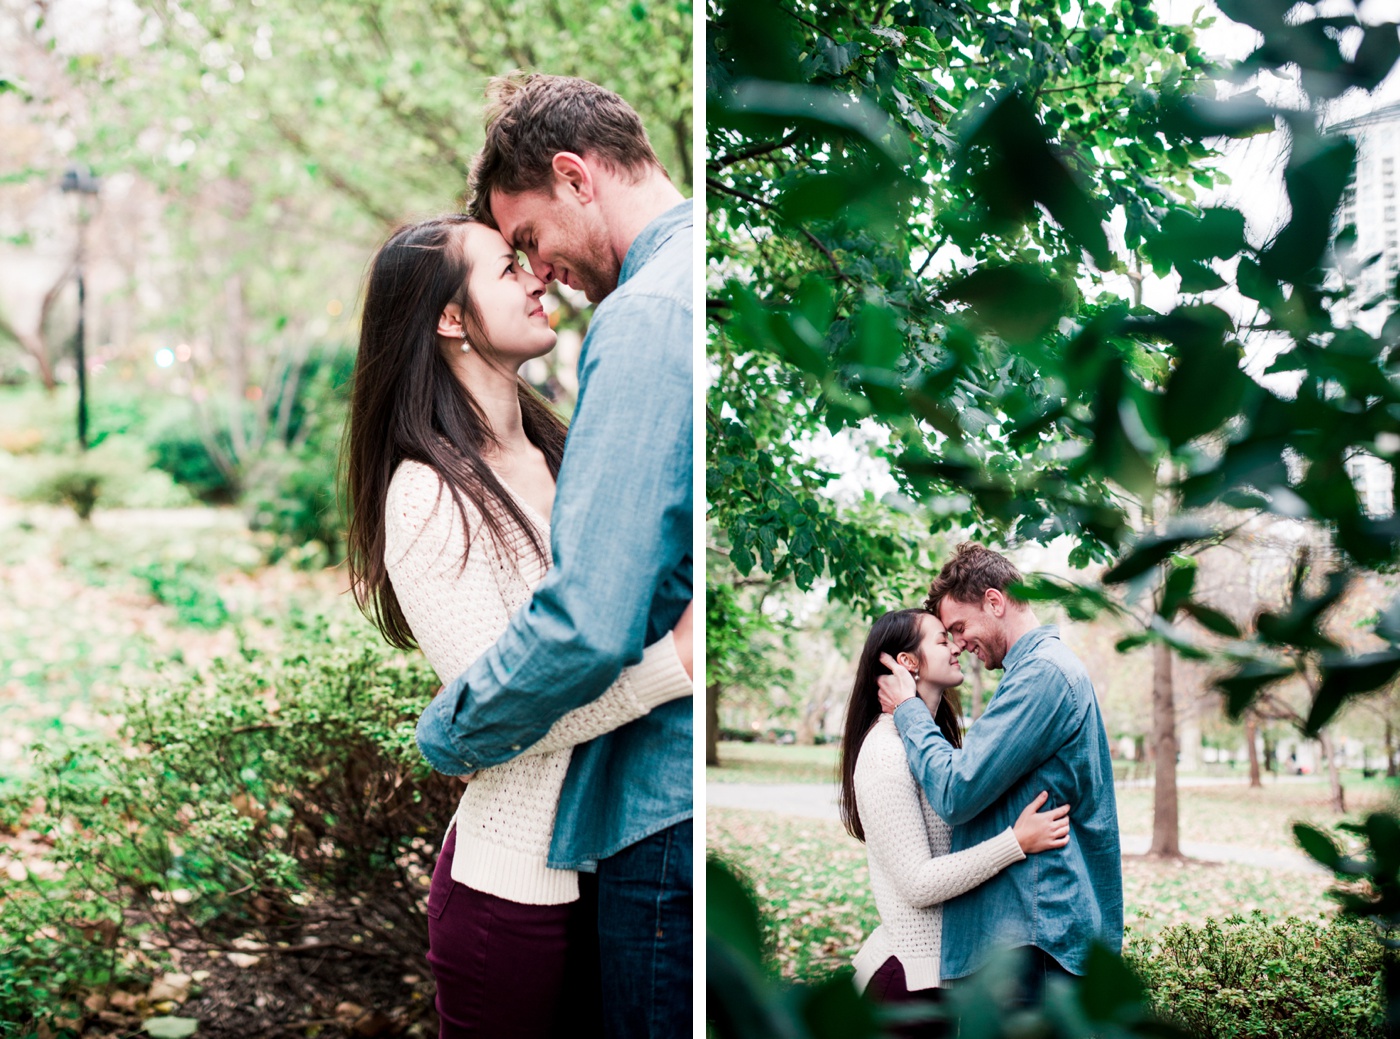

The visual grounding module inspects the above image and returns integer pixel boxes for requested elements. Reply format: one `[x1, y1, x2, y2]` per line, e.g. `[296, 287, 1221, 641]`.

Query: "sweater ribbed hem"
[446, 821, 579, 906]
[631, 635, 694, 711]
[986, 826, 1028, 872]
[853, 927, 940, 992]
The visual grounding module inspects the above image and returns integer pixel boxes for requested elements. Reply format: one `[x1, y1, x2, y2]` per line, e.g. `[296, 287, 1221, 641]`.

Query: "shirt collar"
[618, 199, 693, 286]
[1004, 624, 1059, 670]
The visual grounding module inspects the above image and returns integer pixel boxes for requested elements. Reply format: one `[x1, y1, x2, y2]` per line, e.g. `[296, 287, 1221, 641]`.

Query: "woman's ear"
[438, 302, 465, 341]
[897, 651, 919, 672]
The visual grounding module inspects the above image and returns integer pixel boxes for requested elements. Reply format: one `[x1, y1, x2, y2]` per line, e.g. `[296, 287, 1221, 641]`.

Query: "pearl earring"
[460, 335, 471, 355]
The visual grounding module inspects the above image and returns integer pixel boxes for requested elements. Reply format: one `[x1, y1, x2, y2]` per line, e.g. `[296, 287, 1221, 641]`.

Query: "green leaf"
[1260, 133, 1356, 284]
[1305, 649, 1400, 736]
[1103, 527, 1215, 584]
[944, 264, 1070, 344]
[852, 303, 904, 369]
[960, 89, 1112, 269]
[706, 857, 765, 968]
[1181, 602, 1241, 638]
[1293, 822, 1342, 870]
[1216, 660, 1297, 718]
[1078, 941, 1145, 1020]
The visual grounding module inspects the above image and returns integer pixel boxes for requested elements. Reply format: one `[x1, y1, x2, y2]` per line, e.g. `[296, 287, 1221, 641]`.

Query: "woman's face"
[458, 223, 557, 360]
[914, 612, 964, 689]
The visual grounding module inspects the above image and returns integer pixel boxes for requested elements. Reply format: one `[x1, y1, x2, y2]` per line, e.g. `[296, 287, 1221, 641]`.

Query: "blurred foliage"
[7, 0, 691, 380]
[0, 618, 456, 1034]
[708, 856, 1194, 1039]
[7, 436, 194, 519]
[706, 0, 1400, 745]
[711, 851, 1386, 1039]
[707, 0, 1400, 1033]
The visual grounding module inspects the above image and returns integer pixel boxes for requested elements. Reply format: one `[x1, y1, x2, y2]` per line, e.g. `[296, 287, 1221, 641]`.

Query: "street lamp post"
[60, 164, 99, 451]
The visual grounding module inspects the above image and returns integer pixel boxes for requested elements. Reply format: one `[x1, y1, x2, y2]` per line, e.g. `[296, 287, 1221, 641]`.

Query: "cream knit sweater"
[851, 715, 1026, 992]
[385, 459, 693, 905]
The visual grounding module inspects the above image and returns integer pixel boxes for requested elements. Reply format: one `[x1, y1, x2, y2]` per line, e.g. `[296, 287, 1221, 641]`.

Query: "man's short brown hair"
[468, 73, 665, 224]
[924, 542, 1026, 614]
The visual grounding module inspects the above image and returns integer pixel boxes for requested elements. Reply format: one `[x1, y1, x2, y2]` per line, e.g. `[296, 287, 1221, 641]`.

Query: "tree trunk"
[1245, 710, 1262, 788]
[1150, 640, 1181, 857]
[706, 681, 720, 767]
[1319, 730, 1346, 814]
[1387, 719, 1396, 779]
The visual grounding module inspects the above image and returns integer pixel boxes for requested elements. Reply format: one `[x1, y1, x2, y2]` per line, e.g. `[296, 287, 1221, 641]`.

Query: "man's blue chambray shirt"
[892, 624, 1123, 980]
[414, 200, 694, 871]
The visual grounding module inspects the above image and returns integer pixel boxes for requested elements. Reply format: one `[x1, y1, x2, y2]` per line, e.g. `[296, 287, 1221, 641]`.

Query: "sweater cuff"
[991, 826, 1028, 869]
[629, 635, 694, 711]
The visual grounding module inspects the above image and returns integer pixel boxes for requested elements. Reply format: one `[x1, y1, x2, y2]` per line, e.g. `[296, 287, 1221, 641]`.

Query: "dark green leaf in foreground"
[944, 264, 1071, 345]
[960, 89, 1112, 269]
[1294, 822, 1343, 870]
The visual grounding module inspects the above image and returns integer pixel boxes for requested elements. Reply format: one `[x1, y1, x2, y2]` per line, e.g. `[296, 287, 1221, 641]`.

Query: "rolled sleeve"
[415, 291, 693, 772]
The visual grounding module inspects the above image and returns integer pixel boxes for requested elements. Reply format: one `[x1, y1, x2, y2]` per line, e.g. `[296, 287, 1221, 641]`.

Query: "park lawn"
[707, 740, 841, 784]
[0, 502, 349, 786]
[707, 806, 1340, 984]
[709, 742, 1400, 853]
[1114, 778, 1399, 853]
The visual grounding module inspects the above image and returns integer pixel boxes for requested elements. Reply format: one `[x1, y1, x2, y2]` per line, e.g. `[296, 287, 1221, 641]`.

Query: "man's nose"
[527, 252, 555, 284]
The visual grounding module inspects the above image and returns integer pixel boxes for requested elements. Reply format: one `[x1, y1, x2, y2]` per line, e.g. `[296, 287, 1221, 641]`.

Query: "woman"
[838, 608, 1069, 1029]
[344, 214, 693, 1038]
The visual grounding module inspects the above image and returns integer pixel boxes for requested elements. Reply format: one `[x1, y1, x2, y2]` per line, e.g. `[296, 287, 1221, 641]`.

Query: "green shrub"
[130, 560, 229, 627]
[32, 461, 103, 520]
[0, 620, 457, 1034]
[146, 415, 237, 503]
[1128, 913, 1385, 1039]
[243, 441, 341, 567]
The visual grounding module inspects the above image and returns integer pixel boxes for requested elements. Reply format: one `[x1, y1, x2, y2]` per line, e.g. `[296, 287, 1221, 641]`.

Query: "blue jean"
[596, 820, 692, 1038]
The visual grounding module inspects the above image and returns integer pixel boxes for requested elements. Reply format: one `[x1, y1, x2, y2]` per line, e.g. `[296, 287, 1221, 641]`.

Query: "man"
[876, 542, 1122, 1001]
[414, 73, 693, 1037]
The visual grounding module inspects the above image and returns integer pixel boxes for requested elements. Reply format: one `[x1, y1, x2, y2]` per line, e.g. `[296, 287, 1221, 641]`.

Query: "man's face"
[937, 593, 1009, 670]
[489, 185, 619, 304]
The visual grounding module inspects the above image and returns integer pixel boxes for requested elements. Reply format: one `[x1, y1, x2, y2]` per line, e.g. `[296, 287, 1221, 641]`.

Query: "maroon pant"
[426, 827, 603, 1039]
[866, 956, 948, 1038]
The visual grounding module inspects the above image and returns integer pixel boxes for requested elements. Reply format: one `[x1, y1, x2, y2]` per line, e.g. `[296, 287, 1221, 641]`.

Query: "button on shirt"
[415, 200, 694, 871]
[892, 624, 1123, 979]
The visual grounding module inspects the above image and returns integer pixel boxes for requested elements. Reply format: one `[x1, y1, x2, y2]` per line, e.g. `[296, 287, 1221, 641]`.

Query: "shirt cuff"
[415, 691, 476, 775]
[630, 634, 695, 711]
[891, 696, 932, 736]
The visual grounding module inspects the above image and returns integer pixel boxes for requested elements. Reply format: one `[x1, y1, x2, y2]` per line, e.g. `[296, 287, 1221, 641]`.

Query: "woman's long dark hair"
[838, 608, 964, 843]
[344, 214, 568, 650]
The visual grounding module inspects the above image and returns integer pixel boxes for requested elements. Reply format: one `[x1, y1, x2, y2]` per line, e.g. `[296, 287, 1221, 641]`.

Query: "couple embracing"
[344, 75, 692, 1038]
[840, 543, 1124, 1027]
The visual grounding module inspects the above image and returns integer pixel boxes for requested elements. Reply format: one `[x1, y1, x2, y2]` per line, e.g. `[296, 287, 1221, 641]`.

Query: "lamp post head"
[59, 164, 100, 196]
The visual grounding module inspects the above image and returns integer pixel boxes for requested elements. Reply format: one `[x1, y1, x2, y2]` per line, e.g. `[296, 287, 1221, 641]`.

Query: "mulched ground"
[44, 899, 440, 1039]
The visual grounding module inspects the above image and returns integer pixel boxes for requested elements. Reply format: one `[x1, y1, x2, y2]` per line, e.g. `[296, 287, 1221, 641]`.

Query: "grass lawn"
[707, 805, 1341, 983]
[707, 740, 841, 784]
[709, 742, 1400, 852]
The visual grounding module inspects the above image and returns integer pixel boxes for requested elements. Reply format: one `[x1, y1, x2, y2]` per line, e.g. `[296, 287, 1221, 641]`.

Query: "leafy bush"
[0, 620, 457, 1034]
[130, 560, 229, 628]
[30, 460, 102, 520]
[243, 441, 341, 567]
[146, 415, 237, 503]
[1128, 913, 1385, 1039]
